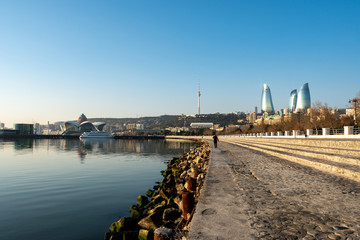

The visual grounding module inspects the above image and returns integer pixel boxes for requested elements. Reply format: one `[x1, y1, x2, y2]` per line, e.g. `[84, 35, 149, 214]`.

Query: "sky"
[1, 0, 360, 126]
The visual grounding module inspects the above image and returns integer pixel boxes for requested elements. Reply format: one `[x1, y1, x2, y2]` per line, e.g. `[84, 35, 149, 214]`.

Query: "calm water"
[0, 139, 194, 240]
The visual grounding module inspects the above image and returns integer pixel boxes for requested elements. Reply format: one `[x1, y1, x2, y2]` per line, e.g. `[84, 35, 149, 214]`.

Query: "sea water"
[0, 139, 194, 240]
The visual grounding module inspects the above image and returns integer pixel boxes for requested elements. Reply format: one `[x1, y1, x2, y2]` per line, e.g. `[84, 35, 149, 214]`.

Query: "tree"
[348, 92, 360, 126]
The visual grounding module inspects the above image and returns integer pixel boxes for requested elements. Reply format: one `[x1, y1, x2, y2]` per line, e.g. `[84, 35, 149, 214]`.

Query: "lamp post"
[349, 98, 358, 126]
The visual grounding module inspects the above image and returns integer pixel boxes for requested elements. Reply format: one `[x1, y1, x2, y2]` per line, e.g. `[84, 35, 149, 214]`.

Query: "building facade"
[289, 89, 297, 112]
[295, 83, 311, 112]
[261, 84, 275, 114]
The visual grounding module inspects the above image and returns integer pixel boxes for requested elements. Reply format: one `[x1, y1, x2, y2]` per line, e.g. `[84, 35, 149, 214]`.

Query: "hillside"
[89, 113, 245, 129]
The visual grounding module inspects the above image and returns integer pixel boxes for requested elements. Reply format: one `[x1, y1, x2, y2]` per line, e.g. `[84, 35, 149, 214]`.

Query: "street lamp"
[349, 98, 358, 126]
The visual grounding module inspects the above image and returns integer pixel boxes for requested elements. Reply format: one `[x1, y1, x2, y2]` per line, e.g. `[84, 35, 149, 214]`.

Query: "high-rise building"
[289, 89, 297, 112]
[261, 84, 275, 114]
[295, 83, 311, 112]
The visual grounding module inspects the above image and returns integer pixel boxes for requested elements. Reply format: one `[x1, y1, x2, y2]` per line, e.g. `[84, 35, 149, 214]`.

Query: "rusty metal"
[187, 177, 197, 192]
[194, 170, 199, 178]
[182, 191, 194, 221]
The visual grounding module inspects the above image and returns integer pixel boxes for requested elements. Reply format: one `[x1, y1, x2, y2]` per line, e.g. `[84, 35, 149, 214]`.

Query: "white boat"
[79, 131, 114, 139]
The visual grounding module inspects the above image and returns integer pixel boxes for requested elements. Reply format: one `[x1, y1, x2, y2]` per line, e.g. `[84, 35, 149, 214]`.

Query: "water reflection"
[0, 138, 195, 240]
[1, 139, 195, 162]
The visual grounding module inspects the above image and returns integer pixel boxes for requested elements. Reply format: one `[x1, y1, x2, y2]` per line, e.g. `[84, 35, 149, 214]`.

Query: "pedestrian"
[213, 134, 219, 148]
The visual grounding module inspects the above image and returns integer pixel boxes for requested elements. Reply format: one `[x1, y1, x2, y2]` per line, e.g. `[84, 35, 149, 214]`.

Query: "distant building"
[289, 90, 297, 112]
[0, 129, 16, 136]
[0, 122, 4, 129]
[261, 84, 275, 114]
[77, 113, 88, 124]
[346, 108, 355, 116]
[136, 124, 144, 130]
[283, 108, 290, 115]
[57, 114, 107, 136]
[166, 127, 190, 133]
[247, 112, 257, 123]
[126, 123, 136, 130]
[190, 122, 214, 128]
[14, 124, 34, 135]
[34, 123, 41, 134]
[295, 83, 311, 112]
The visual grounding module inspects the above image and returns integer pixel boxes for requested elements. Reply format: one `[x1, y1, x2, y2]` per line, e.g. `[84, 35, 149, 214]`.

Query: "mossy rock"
[130, 207, 141, 218]
[137, 195, 149, 207]
[109, 217, 139, 232]
[104, 231, 123, 240]
[146, 189, 155, 198]
[104, 232, 112, 240]
[122, 230, 139, 240]
[138, 229, 154, 240]
[161, 169, 172, 178]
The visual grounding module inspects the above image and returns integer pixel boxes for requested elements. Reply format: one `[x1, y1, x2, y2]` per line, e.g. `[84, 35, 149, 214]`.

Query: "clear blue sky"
[1, 0, 359, 126]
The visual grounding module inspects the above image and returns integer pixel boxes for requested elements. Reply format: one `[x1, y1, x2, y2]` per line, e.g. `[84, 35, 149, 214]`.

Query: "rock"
[106, 141, 210, 239]
[109, 217, 139, 232]
[174, 196, 183, 211]
[137, 195, 149, 207]
[176, 183, 185, 194]
[130, 205, 141, 218]
[159, 188, 172, 201]
[138, 210, 163, 231]
[122, 230, 139, 240]
[145, 194, 165, 211]
[146, 189, 155, 198]
[138, 229, 154, 240]
[104, 232, 112, 240]
[180, 171, 187, 179]
[161, 169, 172, 178]
[163, 208, 181, 221]
[154, 227, 175, 240]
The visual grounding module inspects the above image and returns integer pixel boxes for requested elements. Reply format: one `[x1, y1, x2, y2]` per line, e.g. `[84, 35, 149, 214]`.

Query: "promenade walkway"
[188, 137, 360, 240]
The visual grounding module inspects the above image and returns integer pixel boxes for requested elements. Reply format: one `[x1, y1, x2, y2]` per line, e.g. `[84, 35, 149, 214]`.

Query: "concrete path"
[188, 138, 360, 240]
[188, 142, 255, 240]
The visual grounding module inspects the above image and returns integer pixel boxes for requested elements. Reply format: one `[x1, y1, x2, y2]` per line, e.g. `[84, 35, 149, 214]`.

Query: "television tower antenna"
[197, 81, 201, 116]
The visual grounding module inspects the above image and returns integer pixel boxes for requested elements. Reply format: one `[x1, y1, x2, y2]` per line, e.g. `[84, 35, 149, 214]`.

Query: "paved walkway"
[188, 142, 255, 240]
[188, 138, 360, 240]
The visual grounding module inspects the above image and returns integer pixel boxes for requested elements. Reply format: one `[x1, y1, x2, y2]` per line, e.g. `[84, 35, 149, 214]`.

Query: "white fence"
[228, 126, 360, 139]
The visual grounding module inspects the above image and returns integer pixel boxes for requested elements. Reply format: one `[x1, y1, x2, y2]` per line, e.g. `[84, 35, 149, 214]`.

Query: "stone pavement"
[188, 138, 360, 240]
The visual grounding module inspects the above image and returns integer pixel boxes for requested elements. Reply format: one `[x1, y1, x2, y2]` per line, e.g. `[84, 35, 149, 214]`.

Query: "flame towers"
[261, 84, 275, 114]
[289, 90, 297, 112]
[295, 83, 311, 112]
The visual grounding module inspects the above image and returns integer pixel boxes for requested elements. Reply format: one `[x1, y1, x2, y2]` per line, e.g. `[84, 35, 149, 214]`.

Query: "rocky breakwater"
[104, 140, 211, 240]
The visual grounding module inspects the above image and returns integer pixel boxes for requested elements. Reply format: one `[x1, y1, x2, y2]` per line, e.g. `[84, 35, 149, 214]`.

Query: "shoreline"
[104, 139, 211, 240]
[0, 135, 165, 140]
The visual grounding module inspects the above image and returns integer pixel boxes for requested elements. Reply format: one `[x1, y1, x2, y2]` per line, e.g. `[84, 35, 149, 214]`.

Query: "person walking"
[213, 134, 219, 148]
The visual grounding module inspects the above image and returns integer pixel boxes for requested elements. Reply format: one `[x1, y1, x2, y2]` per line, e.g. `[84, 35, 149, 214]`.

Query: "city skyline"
[1, 1, 360, 126]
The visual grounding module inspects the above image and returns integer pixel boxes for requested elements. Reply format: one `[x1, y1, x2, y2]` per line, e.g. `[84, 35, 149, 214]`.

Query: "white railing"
[224, 126, 360, 138]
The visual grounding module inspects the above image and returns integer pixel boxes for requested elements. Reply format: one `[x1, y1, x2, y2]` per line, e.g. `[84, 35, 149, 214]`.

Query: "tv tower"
[197, 81, 201, 115]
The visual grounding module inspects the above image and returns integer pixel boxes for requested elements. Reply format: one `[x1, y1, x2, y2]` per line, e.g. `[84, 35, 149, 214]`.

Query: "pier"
[171, 136, 360, 239]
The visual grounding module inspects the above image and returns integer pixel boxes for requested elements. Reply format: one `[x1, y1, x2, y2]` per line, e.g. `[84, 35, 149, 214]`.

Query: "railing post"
[277, 131, 283, 136]
[285, 131, 290, 136]
[344, 126, 354, 136]
[306, 129, 313, 136]
[322, 128, 330, 136]
[292, 130, 300, 138]
[271, 132, 275, 136]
